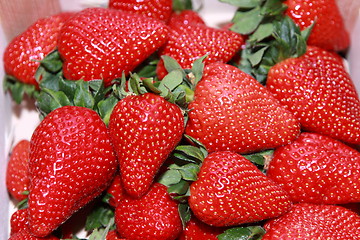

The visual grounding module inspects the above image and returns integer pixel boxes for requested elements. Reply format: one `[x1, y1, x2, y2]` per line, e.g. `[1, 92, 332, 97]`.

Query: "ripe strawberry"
[267, 46, 360, 145]
[3, 12, 73, 87]
[262, 203, 360, 239]
[9, 232, 59, 240]
[6, 140, 30, 201]
[156, 18, 244, 79]
[106, 230, 125, 240]
[185, 62, 300, 154]
[284, 0, 350, 51]
[109, 0, 173, 22]
[106, 174, 124, 208]
[10, 209, 29, 235]
[167, 10, 206, 27]
[178, 217, 224, 240]
[57, 7, 169, 86]
[109, 93, 184, 198]
[189, 151, 293, 227]
[28, 106, 117, 237]
[115, 183, 182, 240]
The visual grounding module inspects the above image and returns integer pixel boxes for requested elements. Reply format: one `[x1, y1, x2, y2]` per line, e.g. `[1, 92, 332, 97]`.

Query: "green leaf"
[217, 226, 265, 240]
[85, 204, 114, 231]
[161, 55, 186, 76]
[158, 169, 182, 187]
[248, 46, 269, 66]
[73, 80, 95, 108]
[178, 203, 191, 229]
[231, 7, 264, 35]
[171, 163, 200, 181]
[39, 49, 63, 73]
[173, 145, 206, 165]
[248, 23, 273, 43]
[220, 0, 262, 8]
[88, 217, 115, 240]
[172, 0, 193, 11]
[167, 179, 189, 196]
[36, 89, 72, 116]
[97, 96, 118, 126]
[190, 54, 207, 86]
[301, 21, 315, 42]
[261, 0, 287, 17]
[159, 70, 185, 93]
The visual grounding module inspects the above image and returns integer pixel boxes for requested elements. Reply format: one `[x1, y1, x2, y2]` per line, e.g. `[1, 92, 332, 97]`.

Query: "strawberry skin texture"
[3, 12, 73, 87]
[109, 93, 184, 198]
[115, 183, 182, 240]
[267, 46, 360, 145]
[185, 62, 300, 154]
[10, 209, 29, 235]
[262, 203, 360, 239]
[106, 174, 124, 208]
[285, 0, 350, 51]
[178, 217, 224, 240]
[6, 140, 30, 201]
[167, 10, 206, 27]
[58, 8, 169, 85]
[267, 132, 360, 204]
[189, 151, 293, 227]
[28, 106, 117, 237]
[109, 0, 173, 22]
[9, 232, 59, 240]
[156, 20, 244, 79]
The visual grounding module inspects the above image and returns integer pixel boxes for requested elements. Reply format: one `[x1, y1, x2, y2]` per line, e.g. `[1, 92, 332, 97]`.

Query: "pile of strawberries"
[3, 0, 360, 239]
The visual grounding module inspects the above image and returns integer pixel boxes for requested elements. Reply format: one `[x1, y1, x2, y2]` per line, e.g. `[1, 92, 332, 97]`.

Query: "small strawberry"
[109, 0, 173, 22]
[109, 93, 185, 198]
[6, 140, 30, 201]
[106, 174, 124, 208]
[262, 203, 360, 239]
[285, 0, 350, 51]
[267, 46, 360, 145]
[3, 12, 73, 87]
[185, 62, 300, 154]
[115, 183, 182, 240]
[189, 151, 293, 227]
[28, 106, 117, 237]
[57, 8, 169, 86]
[10, 209, 29, 235]
[156, 19, 244, 79]
[178, 217, 225, 240]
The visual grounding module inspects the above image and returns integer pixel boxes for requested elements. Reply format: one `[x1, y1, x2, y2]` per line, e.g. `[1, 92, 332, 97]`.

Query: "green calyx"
[3, 75, 38, 104]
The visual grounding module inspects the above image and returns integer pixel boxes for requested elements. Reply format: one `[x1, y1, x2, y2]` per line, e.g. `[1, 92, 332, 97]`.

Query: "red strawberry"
[109, 0, 173, 22]
[185, 62, 300, 154]
[156, 19, 244, 79]
[109, 93, 184, 198]
[189, 151, 293, 227]
[284, 0, 350, 51]
[6, 140, 30, 201]
[57, 8, 169, 86]
[10, 209, 29, 235]
[115, 183, 182, 240]
[267, 132, 360, 204]
[262, 203, 360, 239]
[167, 10, 206, 27]
[267, 46, 360, 145]
[106, 230, 125, 240]
[3, 12, 73, 87]
[178, 217, 224, 240]
[9, 232, 59, 240]
[106, 174, 124, 208]
[28, 106, 117, 237]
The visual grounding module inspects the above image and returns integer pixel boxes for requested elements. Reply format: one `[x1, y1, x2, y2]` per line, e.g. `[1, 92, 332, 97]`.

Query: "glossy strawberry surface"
[267, 46, 360, 145]
[106, 174, 124, 208]
[109, 93, 184, 198]
[178, 217, 224, 240]
[10, 209, 29, 235]
[6, 140, 30, 201]
[186, 62, 300, 154]
[189, 151, 293, 227]
[28, 106, 117, 237]
[115, 183, 182, 240]
[58, 8, 169, 85]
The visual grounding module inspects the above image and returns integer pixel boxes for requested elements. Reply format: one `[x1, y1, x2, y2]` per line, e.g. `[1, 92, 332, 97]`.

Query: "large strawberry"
[185, 62, 300, 154]
[57, 7, 169, 86]
[3, 12, 73, 87]
[284, 0, 350, 51]
[189, 151, 293, 227]
[6, 140, 30, 201]
[28, 106, 117, 237]
[156, 16, 244, 79]
[109, 0, 173, 22]
[115, 183, 182, 240]
[109, 93, 184, 198]
[267, 46, 360, 145]
[262, 203, 360, 239]
[267, 132, 360, 204]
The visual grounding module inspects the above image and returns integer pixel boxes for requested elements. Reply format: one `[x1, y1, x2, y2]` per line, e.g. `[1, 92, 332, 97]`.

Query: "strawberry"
[115, 182, 182, 240]
[188, 151, 293, 227]
[10, 209, 29, 235]
[8, 232, 59, 240]
[28, 106, 117, 237]
[3, 12, 73, 87]
[284, 0, 350, 51]
[109, 0, 173, 22]
[109, 93, 184, 198]
[185, 62, 300, 154]
[262, 203, 360, 239]
[106, 174, 124, 208]
[156, 18, 244, 79]
[178, 217, 224, 240]
[57, 7, 169, 86]
[267, 132, 360, 204]
[106, 230, 125, 240]
[167, 10, 206, 27]
[6, 140, 30, 201]
[266, 46, 360, 145]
